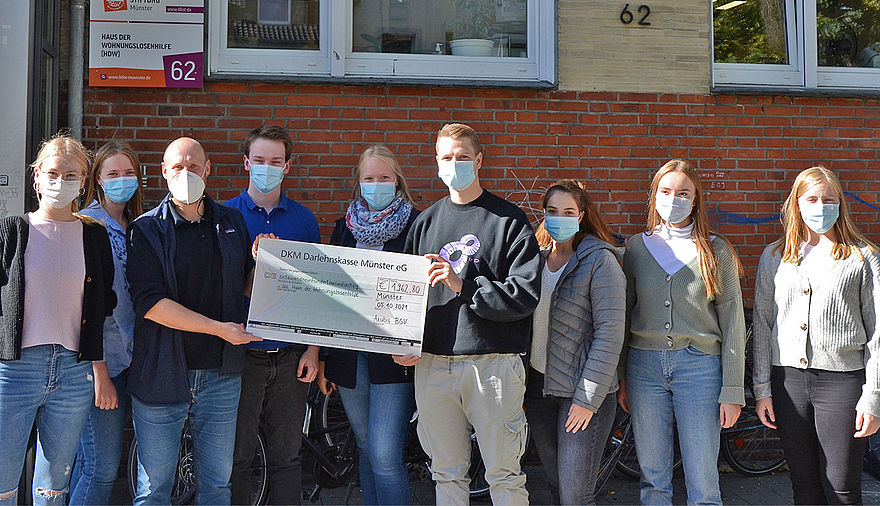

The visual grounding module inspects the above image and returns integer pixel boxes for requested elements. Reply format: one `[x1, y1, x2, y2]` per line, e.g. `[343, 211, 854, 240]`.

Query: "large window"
[209, 0, 556, 84]
[713, 0, 880, 90]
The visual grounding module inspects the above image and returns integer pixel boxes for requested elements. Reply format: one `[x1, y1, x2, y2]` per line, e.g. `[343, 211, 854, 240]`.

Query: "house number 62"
[620, 4, 651, 25]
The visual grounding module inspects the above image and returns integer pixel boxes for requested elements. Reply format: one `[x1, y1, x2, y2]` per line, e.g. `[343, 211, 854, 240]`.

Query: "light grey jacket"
[753, 241, 880, 416]
[539, 235, 627, 412]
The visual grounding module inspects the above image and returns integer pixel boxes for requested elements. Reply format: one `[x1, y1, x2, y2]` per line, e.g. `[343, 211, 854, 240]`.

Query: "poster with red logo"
[89, 0, 204, 88]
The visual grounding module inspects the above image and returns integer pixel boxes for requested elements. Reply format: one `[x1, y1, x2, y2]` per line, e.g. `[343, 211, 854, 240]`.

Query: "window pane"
[228, 0, 320, 50]
[352, 0, 527, 57]
[41, 53, 56, 141]
[713, 0, 789, 64]
[817, 0, 880, 68]
[42, 0, 56, 46]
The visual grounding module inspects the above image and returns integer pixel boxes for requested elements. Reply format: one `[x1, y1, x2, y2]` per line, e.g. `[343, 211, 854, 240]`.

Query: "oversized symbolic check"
[246, 239, 430, 356]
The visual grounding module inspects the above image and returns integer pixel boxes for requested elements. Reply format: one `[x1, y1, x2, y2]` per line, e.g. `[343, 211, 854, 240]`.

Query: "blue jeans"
[131, 369, 241, 506]
[69, 370, 130, 505]
[338, 353, 415, 505]
[0, 345, 94, 506]
[626, 347, 723, 505]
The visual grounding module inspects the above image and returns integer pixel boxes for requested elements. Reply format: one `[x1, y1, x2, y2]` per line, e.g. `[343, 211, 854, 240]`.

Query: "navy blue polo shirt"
[225, 190, 321, 350]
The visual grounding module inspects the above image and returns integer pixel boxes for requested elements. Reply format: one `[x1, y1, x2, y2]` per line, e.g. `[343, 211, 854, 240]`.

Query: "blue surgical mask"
[249, 162, 284, 194]
[800, 202, 840, 234]
[360, 182, 397, 210]
[543, 215, 580, 242]
[438, 160, 476, 191]
[655, 194, 693, 225]
[101, 176, 139, 204]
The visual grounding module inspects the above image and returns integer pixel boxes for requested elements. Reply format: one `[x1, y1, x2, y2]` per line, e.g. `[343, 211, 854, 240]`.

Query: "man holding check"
[398, 123, 542, 504]
[126, 137, 257, 505]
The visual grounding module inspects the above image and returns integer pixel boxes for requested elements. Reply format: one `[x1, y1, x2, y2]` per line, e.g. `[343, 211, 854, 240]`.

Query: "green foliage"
[713, 0, 787, 64]
[816, 0, 880, 66]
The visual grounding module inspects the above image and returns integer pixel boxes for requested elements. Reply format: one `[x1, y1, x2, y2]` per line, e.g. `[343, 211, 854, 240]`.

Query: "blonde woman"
[618, 159, 745, 505]
[0, 135, 115, 505]
[317, 145, 419, 505]
[70, 141, 143, 505]
[754, 166, 880, 504]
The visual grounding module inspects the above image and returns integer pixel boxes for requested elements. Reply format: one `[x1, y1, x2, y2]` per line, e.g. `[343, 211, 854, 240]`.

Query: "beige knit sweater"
[753, 242, 880, 417]
[622, 233, 746, 406]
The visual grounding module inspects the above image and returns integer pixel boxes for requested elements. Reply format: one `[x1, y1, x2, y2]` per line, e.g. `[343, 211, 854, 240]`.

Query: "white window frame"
[208, 0, 556, 85]
[712, 0, 880, 91]
[208, 0, 331, 76]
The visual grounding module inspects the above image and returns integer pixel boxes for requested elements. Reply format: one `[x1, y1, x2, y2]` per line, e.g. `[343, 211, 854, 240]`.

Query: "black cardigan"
[323, 209, 419, 388]
[0, 215, 116, 361]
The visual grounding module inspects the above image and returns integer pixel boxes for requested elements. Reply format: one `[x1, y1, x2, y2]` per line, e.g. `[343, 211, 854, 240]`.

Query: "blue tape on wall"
[708, 192, 880, 224]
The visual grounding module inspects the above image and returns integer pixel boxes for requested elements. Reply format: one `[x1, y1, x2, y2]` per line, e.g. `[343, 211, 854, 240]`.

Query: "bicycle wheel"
[615, 419, 683, 479]
[236, 429, 270, 505]
[722, 311, 786, 476]
[127, 422, 269, 505]
[309, 387, 359, 491]
[595, 408, 632, 494]
[721, 408, 785, 475]
[127, 424, 196, 505]
[317, 388, 350, 450]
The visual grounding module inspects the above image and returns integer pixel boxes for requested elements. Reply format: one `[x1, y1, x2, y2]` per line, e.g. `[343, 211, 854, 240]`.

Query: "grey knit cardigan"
[538, 235, 627, 412]
[753, 241, 880, 416]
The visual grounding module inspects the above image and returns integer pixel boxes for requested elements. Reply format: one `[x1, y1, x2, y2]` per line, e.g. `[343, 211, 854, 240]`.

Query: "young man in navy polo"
[225, 125, 320, 505]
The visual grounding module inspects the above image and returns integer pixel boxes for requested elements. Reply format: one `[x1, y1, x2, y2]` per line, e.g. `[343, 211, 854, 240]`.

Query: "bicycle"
[594, 309, 786, 493]
[126, 383, 517, 504]
[126, 383, 348, 505]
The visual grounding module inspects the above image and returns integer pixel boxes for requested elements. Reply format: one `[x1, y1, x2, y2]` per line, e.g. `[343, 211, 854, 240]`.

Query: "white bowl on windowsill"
[450, 38, 495, 57]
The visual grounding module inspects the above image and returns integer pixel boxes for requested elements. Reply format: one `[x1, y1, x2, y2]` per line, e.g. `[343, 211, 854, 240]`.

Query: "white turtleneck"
[642, 222, 699, 275]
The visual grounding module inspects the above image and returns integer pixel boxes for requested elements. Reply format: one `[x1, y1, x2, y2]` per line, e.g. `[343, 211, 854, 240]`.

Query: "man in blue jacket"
[126, 137, 259, 505]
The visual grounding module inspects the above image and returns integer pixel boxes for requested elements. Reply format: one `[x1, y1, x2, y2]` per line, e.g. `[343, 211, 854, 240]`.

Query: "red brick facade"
[80, 83, 880, 299]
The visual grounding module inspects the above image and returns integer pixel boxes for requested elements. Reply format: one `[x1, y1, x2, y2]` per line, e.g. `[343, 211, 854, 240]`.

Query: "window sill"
[206, 73, 557, 89]
[712, 85, 880, 99]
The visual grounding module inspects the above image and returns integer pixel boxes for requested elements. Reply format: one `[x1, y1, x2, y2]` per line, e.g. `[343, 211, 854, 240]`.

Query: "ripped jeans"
[0, 345, 94, 506]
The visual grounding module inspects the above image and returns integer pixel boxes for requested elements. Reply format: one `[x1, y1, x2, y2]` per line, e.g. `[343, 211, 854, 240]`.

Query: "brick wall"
[80, 83, 880, 300]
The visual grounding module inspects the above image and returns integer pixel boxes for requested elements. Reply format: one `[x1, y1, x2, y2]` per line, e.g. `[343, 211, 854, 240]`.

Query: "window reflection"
[713, 0, 788, 64]
[228, 0, 320, 50]
[352, 0, 528, 57]
[817, 0, 880, 68]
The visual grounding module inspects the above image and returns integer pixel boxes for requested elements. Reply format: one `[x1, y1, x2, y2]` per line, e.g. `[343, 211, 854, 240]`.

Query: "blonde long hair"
[773, 166, 876, 263]
[351, 145, 415, 205]
[646, 159, 742, 298]
[31, 134, 90, 213]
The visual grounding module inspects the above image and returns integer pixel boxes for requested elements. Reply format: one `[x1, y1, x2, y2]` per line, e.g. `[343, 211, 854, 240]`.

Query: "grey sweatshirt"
[753, 242, 880, 417]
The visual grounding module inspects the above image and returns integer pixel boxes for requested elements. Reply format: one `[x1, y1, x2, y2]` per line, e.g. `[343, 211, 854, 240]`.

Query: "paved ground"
[108, 423, 880, 505]
[312, 457, 880, 505]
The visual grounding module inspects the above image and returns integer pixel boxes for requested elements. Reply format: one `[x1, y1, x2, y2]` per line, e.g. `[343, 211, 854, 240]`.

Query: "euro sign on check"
[247, 239, 430, 356]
